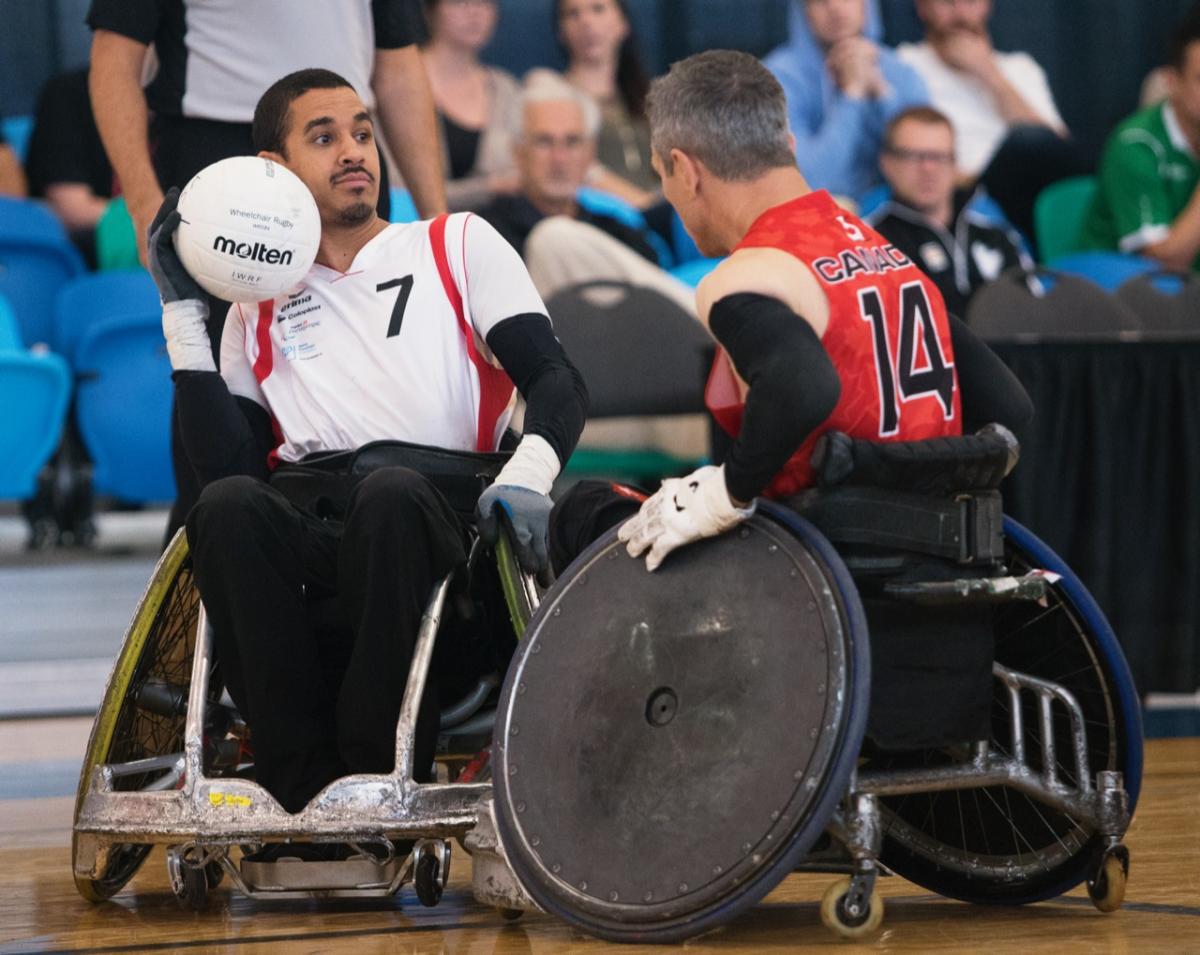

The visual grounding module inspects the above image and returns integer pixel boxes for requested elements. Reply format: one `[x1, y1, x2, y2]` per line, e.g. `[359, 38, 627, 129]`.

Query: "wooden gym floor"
[0, 719, 1196, 955]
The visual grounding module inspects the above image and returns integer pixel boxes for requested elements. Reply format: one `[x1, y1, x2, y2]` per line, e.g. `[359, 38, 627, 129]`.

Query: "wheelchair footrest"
[240, 856, 403, 892]
[883, 572, 1053, 605]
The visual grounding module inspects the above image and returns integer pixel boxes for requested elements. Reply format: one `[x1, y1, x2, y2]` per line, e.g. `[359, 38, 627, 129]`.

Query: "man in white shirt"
[146, 69, 587, 821]
[897, 0, 1087, 244]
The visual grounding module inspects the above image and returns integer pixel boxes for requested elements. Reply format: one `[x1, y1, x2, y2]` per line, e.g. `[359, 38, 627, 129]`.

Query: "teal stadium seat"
[0, 293, 71, 499]
[1034, 176, 1098, 263]
[74, 313, 175, 502]
[53, 270, 160, 367]
[0, 197, 85, 347]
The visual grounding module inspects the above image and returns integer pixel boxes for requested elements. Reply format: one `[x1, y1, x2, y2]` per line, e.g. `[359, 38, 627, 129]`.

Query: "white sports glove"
[618, 464, 755, 572]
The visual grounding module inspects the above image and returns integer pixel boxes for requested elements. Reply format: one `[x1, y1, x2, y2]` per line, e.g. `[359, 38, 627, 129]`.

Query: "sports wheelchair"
[73, 434, 1140, 944]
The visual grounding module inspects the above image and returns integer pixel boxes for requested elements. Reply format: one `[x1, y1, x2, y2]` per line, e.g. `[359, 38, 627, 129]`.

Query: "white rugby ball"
[173, 156, 320, 303]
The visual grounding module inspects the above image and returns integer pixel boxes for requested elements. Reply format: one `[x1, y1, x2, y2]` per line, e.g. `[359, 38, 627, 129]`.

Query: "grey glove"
[147, 187, 205, 304]
[475, 484, 553, 576]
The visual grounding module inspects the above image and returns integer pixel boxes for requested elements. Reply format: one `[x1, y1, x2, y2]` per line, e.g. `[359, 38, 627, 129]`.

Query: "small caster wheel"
[414, 849, 444, 907]
[204, 861, 224, 890]
[166, 848, 208, 910]
[820, 877, 884, 939]
[498, 907, 524, 922]
[1088, 845, 1129, 913]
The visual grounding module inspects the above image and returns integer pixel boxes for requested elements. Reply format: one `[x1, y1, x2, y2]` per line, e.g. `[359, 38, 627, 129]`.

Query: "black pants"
[186, 467, 468, 813]
[548, 480, 642, 576]
[978, 125, 1092, 255]
[158, 115, 393, 543]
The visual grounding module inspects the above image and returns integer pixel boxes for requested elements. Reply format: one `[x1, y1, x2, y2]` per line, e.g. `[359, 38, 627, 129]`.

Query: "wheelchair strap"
[790, 486, 1005, 565]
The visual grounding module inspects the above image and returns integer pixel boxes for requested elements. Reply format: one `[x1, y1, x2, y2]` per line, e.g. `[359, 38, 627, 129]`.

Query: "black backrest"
[1116, 273, 1200, 334]
[967, 266, 1144, 340]
[545, 281, 711, 418]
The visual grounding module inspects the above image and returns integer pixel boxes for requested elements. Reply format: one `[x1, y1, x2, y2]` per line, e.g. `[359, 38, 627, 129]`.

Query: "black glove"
[147, 187, 205, 304]
[475, 484, 553, 576]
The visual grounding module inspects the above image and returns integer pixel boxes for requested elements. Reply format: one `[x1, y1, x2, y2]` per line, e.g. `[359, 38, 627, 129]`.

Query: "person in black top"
[479, 77, 695, 314]
[866, 106, 1032, 317]
[25, 69, 114, 267]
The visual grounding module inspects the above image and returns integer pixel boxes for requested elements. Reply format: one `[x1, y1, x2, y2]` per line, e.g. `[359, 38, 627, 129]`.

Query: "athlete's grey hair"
[517, 73, 602, 140]
[647, 50, 797, 181]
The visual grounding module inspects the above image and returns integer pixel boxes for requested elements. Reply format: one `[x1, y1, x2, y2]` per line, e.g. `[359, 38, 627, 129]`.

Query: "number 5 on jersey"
[858, 281, 956, 436]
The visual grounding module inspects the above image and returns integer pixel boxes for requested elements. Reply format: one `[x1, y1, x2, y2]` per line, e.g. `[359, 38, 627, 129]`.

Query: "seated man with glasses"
[865, 106, 1031, 317]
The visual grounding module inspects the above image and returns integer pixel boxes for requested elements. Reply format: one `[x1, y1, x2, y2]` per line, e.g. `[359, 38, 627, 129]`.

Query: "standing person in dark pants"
[87, 0, 449, 540]
[147, 69, 586, 819]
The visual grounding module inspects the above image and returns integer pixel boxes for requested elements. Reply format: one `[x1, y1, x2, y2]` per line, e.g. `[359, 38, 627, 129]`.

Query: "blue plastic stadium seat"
[575, 187, 675, 268]
[1, 115, 34, 164]
[0, 292, 23, 351]
[53, 270, 160, 368]
[0, 198, 86, 347]
[1047, 251, 1158, 293]
[0, 350, 71, 499]
[389, 187, 420, 224]
[74, 313, 175, 503]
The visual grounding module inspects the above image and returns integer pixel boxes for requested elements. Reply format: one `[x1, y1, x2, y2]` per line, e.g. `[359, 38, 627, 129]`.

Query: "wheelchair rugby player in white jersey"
[144, 68, 587, 860]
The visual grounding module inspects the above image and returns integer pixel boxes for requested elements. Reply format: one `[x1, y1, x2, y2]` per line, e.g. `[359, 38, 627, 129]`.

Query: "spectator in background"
[0, 126, 27, 197]
[897, 0, 1087, 244]
[866, 106, 1031, 316]
[1081, 8, 1200, 273]
[528, 0, 658, 208]
[765, 0, 928, 202]
[422, 0, 523, 211]
[25, 69, 115, 267]
[479, 77, 693, 313]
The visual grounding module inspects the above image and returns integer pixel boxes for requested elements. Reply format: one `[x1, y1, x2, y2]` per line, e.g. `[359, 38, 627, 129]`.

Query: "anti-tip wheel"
[166, 848, 209, 911]
[1088, 847, 1129, 913]
[820, 877, 884, 939]
[414, 850, 445, 907]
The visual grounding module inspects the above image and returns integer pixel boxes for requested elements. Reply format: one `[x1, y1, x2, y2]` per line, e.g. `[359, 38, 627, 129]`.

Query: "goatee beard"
[337, 201, 374, 227]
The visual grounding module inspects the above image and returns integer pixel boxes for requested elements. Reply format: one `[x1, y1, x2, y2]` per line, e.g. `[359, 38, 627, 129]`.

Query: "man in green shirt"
[1082, 9, 1200, 272]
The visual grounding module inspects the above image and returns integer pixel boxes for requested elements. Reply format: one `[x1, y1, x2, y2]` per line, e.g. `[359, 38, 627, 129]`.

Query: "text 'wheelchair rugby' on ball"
[173, 156, 320, 303]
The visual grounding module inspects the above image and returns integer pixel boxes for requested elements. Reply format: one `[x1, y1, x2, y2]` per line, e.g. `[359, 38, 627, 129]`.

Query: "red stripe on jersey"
[249, 301, 284, 470]
[428, 213, 514, 452]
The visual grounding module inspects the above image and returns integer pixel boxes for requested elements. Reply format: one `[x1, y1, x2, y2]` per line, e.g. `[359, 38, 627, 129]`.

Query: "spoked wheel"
[492, 504, 870, 943]
[873, 518, 1143, 904]
[73, 531, 204, 901]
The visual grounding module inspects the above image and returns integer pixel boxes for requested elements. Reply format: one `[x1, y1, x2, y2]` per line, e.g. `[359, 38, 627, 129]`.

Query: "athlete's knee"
[347, 467, 432, 523]
[187, 475, 274, 540]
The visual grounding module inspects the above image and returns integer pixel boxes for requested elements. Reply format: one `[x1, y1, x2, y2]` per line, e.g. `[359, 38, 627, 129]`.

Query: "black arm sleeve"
[710, 294, 842, 504]
[372, 0, 429, 48]
[173, 371, 276, 487]
[485, 313, 589, 467]
[949, 314, 1034, 443]
[87, 0, 160, 42]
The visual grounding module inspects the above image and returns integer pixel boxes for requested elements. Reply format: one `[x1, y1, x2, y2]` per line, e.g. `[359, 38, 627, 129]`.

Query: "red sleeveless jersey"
[706, 191, 962, 499]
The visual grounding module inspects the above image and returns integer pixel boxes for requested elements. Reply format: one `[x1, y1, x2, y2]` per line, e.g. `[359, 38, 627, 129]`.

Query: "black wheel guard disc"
[493, 516, 857, 937]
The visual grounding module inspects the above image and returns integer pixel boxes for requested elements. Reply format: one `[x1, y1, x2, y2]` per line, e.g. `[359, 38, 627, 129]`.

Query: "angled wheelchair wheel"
[874, 517, 1143, 905]
[492, 502, 870, 943]
[73, 530, 203, 901]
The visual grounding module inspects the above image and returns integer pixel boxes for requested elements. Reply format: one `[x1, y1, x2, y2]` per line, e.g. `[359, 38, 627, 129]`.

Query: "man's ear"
[787, 131, 797, 154]
[672, 148, 701, 198]
[258, 149, 286, 165]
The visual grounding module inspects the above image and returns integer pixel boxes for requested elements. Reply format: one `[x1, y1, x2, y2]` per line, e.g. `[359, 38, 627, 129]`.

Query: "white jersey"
[219, 214, 548, 464]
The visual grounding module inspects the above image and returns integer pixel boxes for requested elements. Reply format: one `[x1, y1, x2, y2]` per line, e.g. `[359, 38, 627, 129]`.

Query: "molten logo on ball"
[174, 156, 320, 303]
[212, 236, 296, 265]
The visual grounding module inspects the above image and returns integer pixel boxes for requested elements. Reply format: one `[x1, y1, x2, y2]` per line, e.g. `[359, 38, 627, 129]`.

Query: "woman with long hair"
[422, 0, 522, 210]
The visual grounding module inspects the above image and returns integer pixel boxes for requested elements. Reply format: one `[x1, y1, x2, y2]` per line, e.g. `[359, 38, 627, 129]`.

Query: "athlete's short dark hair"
[646, 50, 796, 181]
[1169, 3, 1200, 71]
[253, 68, 356, 155]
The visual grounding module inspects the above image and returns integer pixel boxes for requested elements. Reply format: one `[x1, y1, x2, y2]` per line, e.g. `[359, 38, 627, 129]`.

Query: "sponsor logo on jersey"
[213, 235, 294, 265]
